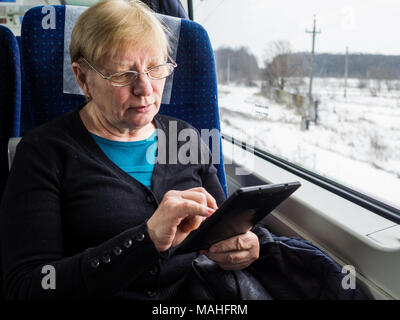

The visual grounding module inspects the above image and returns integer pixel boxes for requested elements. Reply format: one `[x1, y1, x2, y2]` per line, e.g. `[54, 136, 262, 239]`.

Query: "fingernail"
[210, 246, 218, 253]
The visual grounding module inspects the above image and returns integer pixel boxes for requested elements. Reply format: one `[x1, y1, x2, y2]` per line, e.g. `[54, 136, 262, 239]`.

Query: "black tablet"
[174, 181, 301, 254]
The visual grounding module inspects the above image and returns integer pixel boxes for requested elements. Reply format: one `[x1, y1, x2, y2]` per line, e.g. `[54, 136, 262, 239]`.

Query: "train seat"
[0, 25, 21, 198]
[15, 4, 227, 195]
[0, 24, 22, 300]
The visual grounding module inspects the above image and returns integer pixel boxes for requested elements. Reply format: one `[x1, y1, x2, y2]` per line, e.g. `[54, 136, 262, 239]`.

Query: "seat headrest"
[62, 5, 181, 105]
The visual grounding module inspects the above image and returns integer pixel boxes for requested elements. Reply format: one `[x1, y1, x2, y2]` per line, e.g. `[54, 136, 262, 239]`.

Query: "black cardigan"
[0, 106, 227, 300]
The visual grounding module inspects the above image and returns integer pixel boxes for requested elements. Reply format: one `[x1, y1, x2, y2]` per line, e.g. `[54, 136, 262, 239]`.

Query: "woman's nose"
[132, 73, 153, 96]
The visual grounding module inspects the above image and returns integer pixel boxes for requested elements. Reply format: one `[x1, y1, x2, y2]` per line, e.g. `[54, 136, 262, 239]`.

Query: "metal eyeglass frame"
[80, 56, 177, 87]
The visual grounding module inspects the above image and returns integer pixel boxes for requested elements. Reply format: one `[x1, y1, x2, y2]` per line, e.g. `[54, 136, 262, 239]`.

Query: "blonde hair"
[70, 0, 170, 66]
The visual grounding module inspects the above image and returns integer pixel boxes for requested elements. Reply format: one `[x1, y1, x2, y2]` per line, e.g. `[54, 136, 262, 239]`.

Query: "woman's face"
[85, 46, 166, 132]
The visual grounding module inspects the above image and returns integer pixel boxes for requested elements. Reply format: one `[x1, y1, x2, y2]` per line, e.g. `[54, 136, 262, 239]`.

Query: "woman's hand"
[147, 187, 218, 252]
[202, 231, 259, 270]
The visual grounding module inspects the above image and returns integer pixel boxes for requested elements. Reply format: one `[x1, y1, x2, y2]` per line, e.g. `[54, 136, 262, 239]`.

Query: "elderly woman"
[0, 0, 263, 299]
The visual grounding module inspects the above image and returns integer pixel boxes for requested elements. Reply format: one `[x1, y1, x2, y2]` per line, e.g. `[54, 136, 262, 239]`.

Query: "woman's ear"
[72, 62, 91, 100]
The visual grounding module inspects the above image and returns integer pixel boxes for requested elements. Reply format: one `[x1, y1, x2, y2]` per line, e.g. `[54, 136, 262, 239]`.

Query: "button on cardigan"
[0, 105, 227, 299]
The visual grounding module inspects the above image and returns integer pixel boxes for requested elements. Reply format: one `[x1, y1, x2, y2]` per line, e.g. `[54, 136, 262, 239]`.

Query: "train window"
[193, 0, 400, 214]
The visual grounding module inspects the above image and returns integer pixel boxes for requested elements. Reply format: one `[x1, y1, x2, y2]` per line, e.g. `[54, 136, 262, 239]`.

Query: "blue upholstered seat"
[0, 25, 21, 198]
[19, 6, 86, 135]
[0, 25, 22, 301]
[19, 5, 227, 195]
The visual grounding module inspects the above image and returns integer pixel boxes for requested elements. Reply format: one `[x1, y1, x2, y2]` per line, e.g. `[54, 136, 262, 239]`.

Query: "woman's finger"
[209, 231, 254, 253]
[183, 187, 218, 210]
[178, 215, 205, 233]
[207, 249, 251, 267]
[176, 198, 215, 218]
[180, 190, 209, 207]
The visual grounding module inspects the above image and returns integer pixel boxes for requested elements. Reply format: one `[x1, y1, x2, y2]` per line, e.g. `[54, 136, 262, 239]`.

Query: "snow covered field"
[218, 78, 400, 209]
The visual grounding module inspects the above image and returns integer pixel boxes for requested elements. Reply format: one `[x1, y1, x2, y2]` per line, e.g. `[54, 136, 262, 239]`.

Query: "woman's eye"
[149, 66, 170, 78]
[112, 73, 135, 84]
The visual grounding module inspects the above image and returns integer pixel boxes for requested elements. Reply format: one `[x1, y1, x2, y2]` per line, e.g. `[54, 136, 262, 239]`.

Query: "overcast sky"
[193, 0, 400, 65]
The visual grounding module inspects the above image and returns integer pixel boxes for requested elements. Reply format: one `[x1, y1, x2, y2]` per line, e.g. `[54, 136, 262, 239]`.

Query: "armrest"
[8, 137, 22, 170]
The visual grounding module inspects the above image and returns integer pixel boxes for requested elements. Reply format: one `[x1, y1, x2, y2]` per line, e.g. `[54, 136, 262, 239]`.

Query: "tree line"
[214, 43, 400, 90]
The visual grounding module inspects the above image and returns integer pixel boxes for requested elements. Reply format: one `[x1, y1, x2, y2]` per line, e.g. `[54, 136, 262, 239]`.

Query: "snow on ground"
[218, 78, 400, 209]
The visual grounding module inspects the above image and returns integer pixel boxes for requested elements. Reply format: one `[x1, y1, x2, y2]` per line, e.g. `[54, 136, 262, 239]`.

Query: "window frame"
[180, 0, 193, 20]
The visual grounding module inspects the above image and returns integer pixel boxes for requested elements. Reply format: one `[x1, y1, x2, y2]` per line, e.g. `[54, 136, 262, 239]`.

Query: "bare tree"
[263, 40, 301, 91]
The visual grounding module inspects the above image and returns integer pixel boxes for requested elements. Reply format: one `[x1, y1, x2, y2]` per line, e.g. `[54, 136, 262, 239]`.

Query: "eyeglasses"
[80, 56, 177, 87]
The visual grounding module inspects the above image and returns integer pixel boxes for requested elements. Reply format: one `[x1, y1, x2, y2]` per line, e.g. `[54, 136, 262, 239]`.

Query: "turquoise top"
[90, 131, 157, 190]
